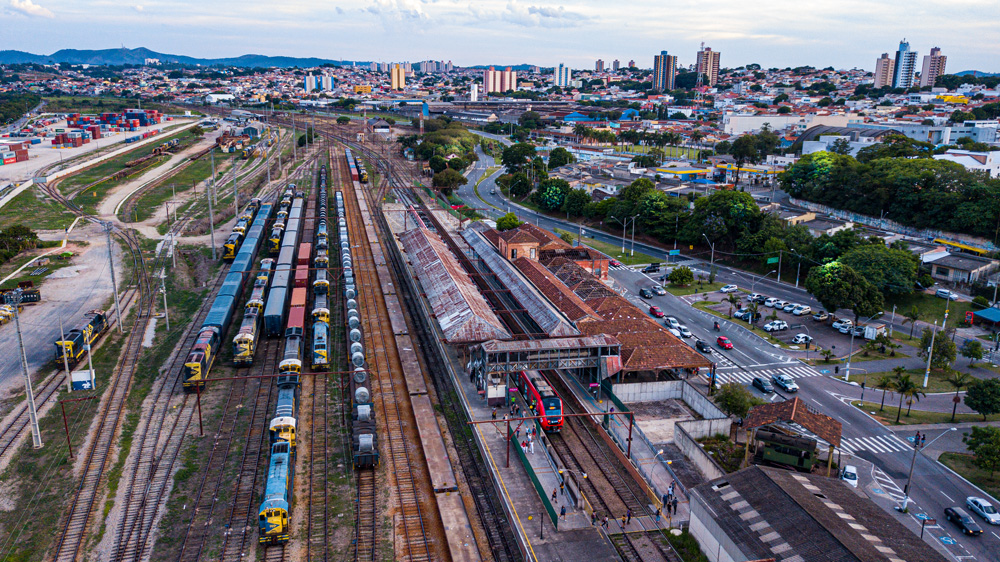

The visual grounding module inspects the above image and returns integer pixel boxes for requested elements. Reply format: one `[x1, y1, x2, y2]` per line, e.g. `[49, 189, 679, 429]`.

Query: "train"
[223, 199, 261, 261]
[232, 258, 274, 365]
[263, 190, 304, 337]
[54, 311, 109, 366]
[258, 441, 293, 543]
[516, 371, 564, 432]
[268, 185, 296, 255]
[312, 165, 330, 369]
[182, 201, 273, 389]
[339, 150, 379, 468]
[354, 155, 369, 184]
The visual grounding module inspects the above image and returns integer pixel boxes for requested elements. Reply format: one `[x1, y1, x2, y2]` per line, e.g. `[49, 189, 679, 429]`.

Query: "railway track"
[339, 152, 432, 562]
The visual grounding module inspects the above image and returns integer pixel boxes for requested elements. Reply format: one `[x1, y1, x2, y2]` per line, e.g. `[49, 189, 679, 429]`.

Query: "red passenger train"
[516, 371, 563, 432]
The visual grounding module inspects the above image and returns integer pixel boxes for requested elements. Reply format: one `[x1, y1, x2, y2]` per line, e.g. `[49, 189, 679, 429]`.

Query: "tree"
[548, 147, 575, 168]
[961, 339, 985, 366]
[562, 188, 590, 217]
[631, 154, 658, 168]
[620, 177, 655, 202]
[667, 266, 694, 286]
[777, 106, 791, 114]
[830, 138, 852, 155]
[839, 244, 918, 296]
[518, 110, 542, 130]
[336, 115, 350, 125]
[533, 178, 570, 212]
[893, 373, 922, 423]
[902, 305, 921, 339]
[559, 232, 575, 245]
[715, 382, 762, 418]
[495, 212, 522, 231]
[965, 379, 1000, 421]
[431, 168, 467, 192]
[428, 155, 448, 173]
[726, 293, 740, 318]
[745, 302, 760, 328]
[804, 262, 884, 323]
[946, 371, 974, 422]
[500, 142, 536, 174]
[964, 426, 1000, 477]
[875, 374, 895, 411]
[730, 134, 758, 188]
[448, 157, 468, 171]
[918, 328, 957, 369]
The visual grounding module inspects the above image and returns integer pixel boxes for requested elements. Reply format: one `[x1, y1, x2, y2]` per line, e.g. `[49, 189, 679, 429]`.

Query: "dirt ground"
[627, 399, 699, 444]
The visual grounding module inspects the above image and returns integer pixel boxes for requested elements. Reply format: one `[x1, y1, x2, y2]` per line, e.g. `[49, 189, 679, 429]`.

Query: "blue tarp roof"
[974, 308, 1000, 323]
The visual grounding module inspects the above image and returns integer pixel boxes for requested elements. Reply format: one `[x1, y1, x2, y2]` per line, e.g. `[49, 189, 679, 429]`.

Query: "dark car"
[639, 288, 653, 299]
[642, 263, 661, 273]
[752, 376, 774, 393]
[945, 507, 984, 536]
[695, 340, 712, 354]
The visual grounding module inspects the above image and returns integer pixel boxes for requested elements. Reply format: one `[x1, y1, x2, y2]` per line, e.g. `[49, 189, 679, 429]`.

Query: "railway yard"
[0, 109, 749, 562]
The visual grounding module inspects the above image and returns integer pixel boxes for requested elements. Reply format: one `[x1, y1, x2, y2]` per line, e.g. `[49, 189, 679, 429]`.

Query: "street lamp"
[751, 270, 777, 292]
[923, 307, 949, 388]
[898, 428, 957, 513]
[611, 214, 638, 256]
[702, 234, 715, 270]
[845, 312, 882, 381]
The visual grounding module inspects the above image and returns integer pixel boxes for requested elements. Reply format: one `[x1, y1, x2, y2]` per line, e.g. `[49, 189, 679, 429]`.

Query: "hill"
[0, 47, 366, 69]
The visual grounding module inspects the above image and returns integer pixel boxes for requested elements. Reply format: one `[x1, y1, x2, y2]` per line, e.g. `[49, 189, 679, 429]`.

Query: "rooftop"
[927, 252, 997, 272]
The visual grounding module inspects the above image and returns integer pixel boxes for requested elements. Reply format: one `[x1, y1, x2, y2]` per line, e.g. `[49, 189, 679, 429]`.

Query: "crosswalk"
[609, 265, 633, 271]
[840, 434, 915, 456]
[719, 365, 822, 385]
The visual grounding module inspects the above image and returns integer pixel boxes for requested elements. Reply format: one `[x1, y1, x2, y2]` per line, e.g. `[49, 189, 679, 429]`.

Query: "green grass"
[613, 144, 702, 160]
[42, 95, 178, 115]
[665, 282, 725, 296]
[939, 453, 1000, 501]
[0, 186, 75, 231]
[886, 292, 980, 325]
[850, 400, 1000, 425]
[553, 227, 660, 265]
[853, 367, 970, 394]
[0, 255, 76, 291]
[665, 529, 710, 562]
[124, 150, 228, 222]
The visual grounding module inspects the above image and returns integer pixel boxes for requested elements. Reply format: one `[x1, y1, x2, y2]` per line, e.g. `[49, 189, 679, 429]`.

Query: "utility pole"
[292, 115, 297, 161]
[210, 149, 216, 192]
[160, 275, 170, 331]
[207, 186, 217, 260]
[12, 290, 42, 448]
[104, 223, 123, 334]
[923, 320, 939, 388]
[59, 317, 71, 392]
[776, 250, 783, 284]
[233, 155, 240, 210]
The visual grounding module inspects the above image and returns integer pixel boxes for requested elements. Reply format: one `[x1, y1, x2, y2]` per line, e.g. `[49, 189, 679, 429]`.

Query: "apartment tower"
[390, 64, 405, 90]
[696, 46, 721, 86]
[919, 47, 947, 88]
[873, 53, 895, 88]
[892, 40, 918, 89]
[653, 51, 677, 91]
[555, 63, 572, 87]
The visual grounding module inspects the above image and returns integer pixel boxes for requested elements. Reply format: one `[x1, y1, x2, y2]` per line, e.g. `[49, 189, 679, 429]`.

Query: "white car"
[782, 303, 798, 313]
[772, 374, 799, 392]
[720, 284, 739, 293]
[792, 305, 812, 316]
[763, 320, 788, 332]
[841, 465, 858, 488]
[831, 319, 853, 331]
[747, 293, 763, 302]
[764, 297, 780, 307]
[678, 325, 693, 338]
[791, 333, 813, 345]
[967, 497, 1000, 525]
[665, 317, 680, 329]
[667, 327, 682, 338]
[772, 300, 789, 309]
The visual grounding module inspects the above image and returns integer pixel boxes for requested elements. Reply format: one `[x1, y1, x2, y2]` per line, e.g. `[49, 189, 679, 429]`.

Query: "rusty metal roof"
[462, 227, 580, 338]
[399, 227, 510, 344]
[745, 397, 842, 448]
[478, 334, 621, 352]
[512, 257, 601, 324]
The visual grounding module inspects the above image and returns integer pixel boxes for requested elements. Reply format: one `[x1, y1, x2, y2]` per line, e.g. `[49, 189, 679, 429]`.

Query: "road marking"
[992, 531, 1000, 540]
[941, 490, 955, 502]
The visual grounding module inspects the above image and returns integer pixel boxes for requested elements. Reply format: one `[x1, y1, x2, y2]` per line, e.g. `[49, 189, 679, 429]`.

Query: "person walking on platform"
[529, 436, 535, 454]
[560, 481, 565, 496]
[626, 508, 632, 526]
[621, 514, 627, 530]
[671, 497, 679, 515]
[491, 407, 497, 421]
[552, 489, 558, 503]
[560, 505, 567, 521]
[591, 512, 597, 526]
[655, 507, 661, 523]
[601, 515, 609, 530]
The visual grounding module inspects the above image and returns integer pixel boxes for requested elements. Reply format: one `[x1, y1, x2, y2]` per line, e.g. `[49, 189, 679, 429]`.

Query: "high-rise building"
[470, 83, 478, 102]
[595, 59, 605, 72]
[612, 59, 620, 72]
[628, 60, 635, 68]
[304, 74, 317, 93]
[696, 46, 721, 86]
[920, 47, 947, 88]
[484, 66, 517, 94]
[892, 40, 918, 89]
[303, 74, 333, 92]
[873, 53, 895, 88]
[652, 51, 677, 91]
[555, 63, 572, 87]
[391, 64, 405, 90]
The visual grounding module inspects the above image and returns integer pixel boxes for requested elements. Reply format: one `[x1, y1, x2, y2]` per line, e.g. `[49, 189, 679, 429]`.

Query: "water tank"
[352, 351, 365, 368]
[350, 328, 362, 342]
[350, 342, 363, 355]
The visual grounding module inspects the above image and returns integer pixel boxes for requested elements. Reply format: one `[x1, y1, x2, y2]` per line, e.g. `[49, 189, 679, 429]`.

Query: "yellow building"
[936, 94, 969, 105]
[354, 84, 372, 94]
[390, 64, 405, 91]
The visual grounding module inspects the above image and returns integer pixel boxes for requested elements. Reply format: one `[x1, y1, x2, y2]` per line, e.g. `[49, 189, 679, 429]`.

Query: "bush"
[336, 116, 350, 125]
[974, 295, 990, 307]
[668, 266, 694, 286]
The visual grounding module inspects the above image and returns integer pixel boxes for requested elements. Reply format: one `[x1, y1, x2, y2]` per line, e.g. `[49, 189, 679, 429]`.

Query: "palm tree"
[893, 372, 917, 423]
[875, 374, 895, 411]
[945, 371, 973, 422]
[902, 305, 921, 339]
[726, 293, 740, 317]
[746, 302, 760, 329]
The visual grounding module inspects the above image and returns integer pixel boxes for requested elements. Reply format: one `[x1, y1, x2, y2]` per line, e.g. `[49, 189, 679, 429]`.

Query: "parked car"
[763, 320, 789, 332]
[720, 284, 739, 293]
[734, 309, 749, 320]
[667, 327, 682, 338]
[772, 300, 789, 309]
[609, 259, 623, 268]
[945, 506, 984, 536]
[653, 286, 667, 296]
[936, 288, 959, 300]
[812, 311, 830, 322]
[792, 305, 812, 316]
[639, 288, 653, 299]
[678, 325, 693, 338]
[752, 376, 774, 393]
[966, 497, 1000, 525]
[840, 465, 858, 488]
[717, 336, 733, 349]
[772, 374, 799, 392]
[642, 263, 661, 273]
[831, 319, 853, 331]
[851, 326, 866, 337]
[782, 303, 798, 313]
[752, 294, 767, 304]
[649, 306, 665, 318]
[764, 297, 780, 307]
[791, 334, 813, 345]
[747, 293, 763, 302]
[665, 317, 680, 329]
[695, 339, 712, 354]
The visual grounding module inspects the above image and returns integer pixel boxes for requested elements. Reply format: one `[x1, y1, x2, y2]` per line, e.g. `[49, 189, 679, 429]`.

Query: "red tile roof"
[744, 397, 842, 447]
[512, 257, 600, 323]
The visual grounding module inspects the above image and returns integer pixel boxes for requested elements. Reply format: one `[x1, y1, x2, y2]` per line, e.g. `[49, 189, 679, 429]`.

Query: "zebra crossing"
[719, 365, 822, 385]
[840, 434, 915, 456]
[609, 264, 633, 271]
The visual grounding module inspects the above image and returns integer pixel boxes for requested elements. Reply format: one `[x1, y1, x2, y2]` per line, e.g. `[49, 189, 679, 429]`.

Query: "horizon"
[2, 0, 999, 72]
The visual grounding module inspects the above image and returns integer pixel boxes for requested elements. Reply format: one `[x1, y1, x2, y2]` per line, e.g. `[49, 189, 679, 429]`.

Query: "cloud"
[133, 4, 143, 11]
[367, 0, 427, 20]
[500, 2, 588, 28]
[336, 6, 344, 13]
[9, 0, 53, 17]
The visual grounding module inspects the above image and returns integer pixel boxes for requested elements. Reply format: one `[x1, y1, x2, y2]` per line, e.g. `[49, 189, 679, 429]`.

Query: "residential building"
[484, 66, 517, 94]
[303, 73, 332, 93]
[628, 59, 635, 68]
[652, 51, 677, 92]
[892, 39, 918, 89]
[695, 46, 721, 86]
[353, 84, 372, 94]
[595, 59, 605, 72]
[933, 149, 1000, 177]
[470, 83, 478, 102]
[612, 59, 620, 72]
[689, 466, 948, 562]
[927, 252, 998, 283]
[555, 63, 572, 87]
[873, 53, 894, 88]
[390, 64, 405, 90]
[851, 120, 998, 145]
[919, 47, 947, 88]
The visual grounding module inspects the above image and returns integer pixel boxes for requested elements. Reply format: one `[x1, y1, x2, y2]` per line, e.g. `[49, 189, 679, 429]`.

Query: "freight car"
[232, 258, 274, 365]
[54, 312, 109, 366]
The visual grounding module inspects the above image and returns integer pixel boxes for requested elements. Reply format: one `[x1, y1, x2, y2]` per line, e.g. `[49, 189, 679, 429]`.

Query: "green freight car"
[754, 430, 817, 473]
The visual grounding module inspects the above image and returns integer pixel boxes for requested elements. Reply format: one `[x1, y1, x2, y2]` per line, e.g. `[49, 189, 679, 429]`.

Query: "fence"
[511, 426, 560, 526]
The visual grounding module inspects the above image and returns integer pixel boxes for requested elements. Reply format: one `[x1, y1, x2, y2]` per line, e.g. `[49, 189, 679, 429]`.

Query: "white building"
[933, 150, 1000, 177]
[555, 63, 572, 87]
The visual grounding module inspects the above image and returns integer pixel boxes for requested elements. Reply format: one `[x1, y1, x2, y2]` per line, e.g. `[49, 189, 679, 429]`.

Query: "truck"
[864, 323, 887, 340]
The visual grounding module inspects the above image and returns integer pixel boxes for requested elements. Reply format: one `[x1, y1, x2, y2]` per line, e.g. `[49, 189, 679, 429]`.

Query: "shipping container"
[290, 288, 307, 308]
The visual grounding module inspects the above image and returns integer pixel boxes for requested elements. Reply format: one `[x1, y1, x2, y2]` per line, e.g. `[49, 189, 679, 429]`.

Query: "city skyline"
[2, 0, 999, 72]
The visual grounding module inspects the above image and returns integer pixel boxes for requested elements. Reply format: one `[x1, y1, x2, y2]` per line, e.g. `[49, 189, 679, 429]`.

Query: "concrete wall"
[614, 380, 683, 402]
[689, 490, 742, 562]
[0, 180, 33, 209]
[675, 422, 730, 482]
[680, 383, 728, 420]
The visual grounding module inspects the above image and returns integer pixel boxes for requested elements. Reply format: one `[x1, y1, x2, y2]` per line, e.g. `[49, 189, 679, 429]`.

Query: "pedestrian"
[668, 482, 675, 498]
[921, 434, 927, 448]
[521, 441, 527, 454]
[621, 514, 627, 529]
[662, 494, 669, 507]
[671, 497, 678, 515]
[655, 507, 661, 523]
[552, 489, 558, 503]
[491, 407, 497, 421]
[591, 511, 598, 526]
[626, 508, 632, 526]
[560, 481, 565, 496]
[515, 426, 520, 440]
[602, 516, 609, 530]
[529, 437, 535, 454]
[914, 431, 921, 447]
[560, 505, 567, 521]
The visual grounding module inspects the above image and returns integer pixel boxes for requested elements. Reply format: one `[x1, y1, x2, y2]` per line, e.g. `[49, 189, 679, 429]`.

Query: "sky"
[2, 0, 999, 72]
